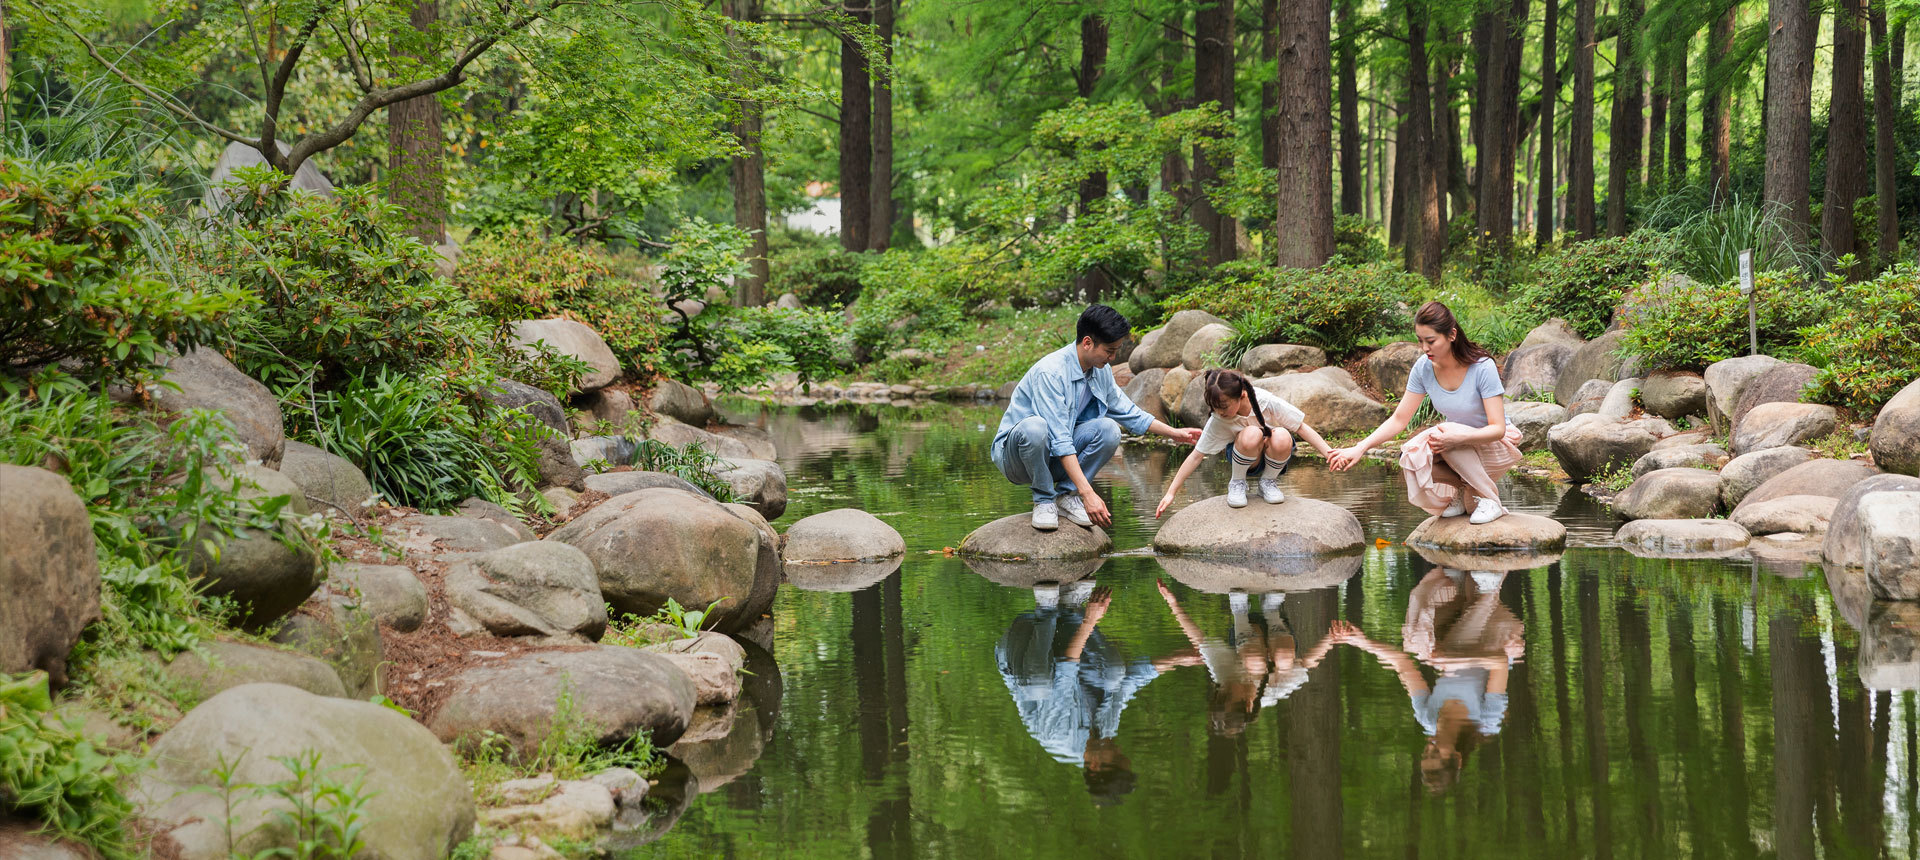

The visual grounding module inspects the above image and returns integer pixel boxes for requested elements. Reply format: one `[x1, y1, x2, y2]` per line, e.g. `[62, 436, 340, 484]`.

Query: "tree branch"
[328, 18, 377, 92]
[263, 0, 344, 163]
[25, 1, 255, 148]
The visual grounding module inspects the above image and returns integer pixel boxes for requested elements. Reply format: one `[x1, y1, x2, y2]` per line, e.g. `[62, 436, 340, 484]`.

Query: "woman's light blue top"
[1406, 355, 1504, 428]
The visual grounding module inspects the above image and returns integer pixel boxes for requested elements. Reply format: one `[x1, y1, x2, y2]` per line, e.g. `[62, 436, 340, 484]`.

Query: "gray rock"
[1180, 322, 1236, 371]
[427, 646, 697, 754]
[456, 497, 536, 542]
[1128, 328, 1163, 374]
[1870, 376, 1920, 476]
[710, 424, 779, 460]
[276, 441, 377, 516]
[1731, 402, 1837, 455]
[1254, 372, 1390, 435]
[134, 683, 474, 860]
[775, 292, 804, 310]
[643, 632, 745, 707]
[1366, 342, 1425, 395]
[1518, 318, 1586, 351]
[1641, 371, 1709, 419]
[389, 512, 523, 554]
[1597, 377, 1643, 420]
[1154, 496, 1365, 558]
[165, 640, 347, 701]
[1547, 413, 1662, 483]
[533, 431, 588, 492]
[547, 488, 767, 632]
[1735, 458, 1879, 513]
[1631, 444, 1730, 478]
[1239, 344, 1327, 377]
[958, 513, 1112, 560]
[1123, 367, 1169, 422]
[1720, 446, 1817, 508]
[1732, 494, 1839, 535]
[648, 379, 715, 427]
[1176, 372, 1211, 428]
[149, 348, 286, 467]
[329, 563, 427, 632]
[0, 466, 100, 687]
[1554, 330, 1644, 406]
[205, 140, 333, 205]
[1859, 601, 1920, 692]
[583, 387, 637, 427]
[782, 509, 905, 562]
[1506, 400, 1569, 452]
[649, 418, 756, 460]
[1161, 367, 1194, 416]
[584, 470, 709, 499]
[1404, 512, 1569, 561]
[432, 242, 459, 278]
[446, 542, 607, 640]
[271, 596, 384, 698]
[1653, 429, 1718, 450]
[1860, 491, 1920, 599]
[720, 504, 781, 630]
[1501, 343, 1575, 400]
[0, 819, 95, 858]
[1612, 468, 1724, 521]
[571, 435, 638, 468]
[187, 465, 321, 629]
[1615, 519, 1751, 557]
[997, 381, 1018, 400]
[1566, 378, 1615, 417]
[1730, 361, 1820, 430]
[1824, 474, 1920, 567]
[479, 379, 570, 437]
[1139, 310, 1226, 370]
[715, 457, 788, 520]
[510, 319, 621, 393]
[1703, 354, 1783, 428]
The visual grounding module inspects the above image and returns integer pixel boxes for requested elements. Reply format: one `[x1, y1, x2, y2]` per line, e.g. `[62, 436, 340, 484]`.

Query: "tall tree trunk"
[838, 2, 873, 252]
[1476, 0, 1530, 247]
[868, 0, 895, 251]
[1668, 34, 1689, 191]
[1404, 3, 1443, 280]
[1337, 0, 1362, 213]
[1265, 0, 1282, 170]
[1390, 87, 1410, 246]
[1432, 38, 1453, 230]
[726, 0, 769, 305]
[1871, 0, 1900, 264]
[1824, 0, 1870, 273]
[387, 0, 446, 244]
[1536, 0, 1559, 245]
[1193, 0, 1238, 264]
[1606, 0, 1644, 236]
[1893, 16, 1907, 102]
[1705, 0, 1735, 202]
[1161, 18, 1192, 207]
[1572, 0, 1598, 237]
[1647, 49, 1669, 193]
[1077, 14, 1111, 301]
[1764, 0, 1816, 244]
[1276, 0, 1335, 268]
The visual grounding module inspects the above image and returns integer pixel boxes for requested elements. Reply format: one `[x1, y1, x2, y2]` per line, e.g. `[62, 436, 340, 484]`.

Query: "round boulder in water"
[1615, 518, 1752, 558]
[1404, 512, 1567, 565]
[782, 509, 905, 562]
[1153, 496, 1365, 558]
[958, 514, 1112, 561]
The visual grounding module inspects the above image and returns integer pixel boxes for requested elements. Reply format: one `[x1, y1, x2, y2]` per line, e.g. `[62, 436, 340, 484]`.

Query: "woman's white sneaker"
[1469, 498, 1507, 525]
[1226, 479, 1250, 508]
[1441, 497, 1468, 518]
[1258, 478, 1286, 504]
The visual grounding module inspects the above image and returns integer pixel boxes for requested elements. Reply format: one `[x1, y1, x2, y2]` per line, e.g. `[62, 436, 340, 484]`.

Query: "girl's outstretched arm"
[1157, 447, 1209, 518]
[1329, 394, 1424, 470]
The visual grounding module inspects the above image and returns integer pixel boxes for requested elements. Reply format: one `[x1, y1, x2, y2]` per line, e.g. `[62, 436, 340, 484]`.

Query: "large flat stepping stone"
[1153, 497, 1365, 558]
[782, 509, 905, 562]
[961, 556, 1105, 589]
[1159, 554, 1362, 593]
[958, 514, 1111, 560]
[1613, 468, 1723, 521]
[1615, 519, 1752, 558]
[1405, 512, 1567, 566]
[784, 558, 901, 592]
[427, 646, 696, 755]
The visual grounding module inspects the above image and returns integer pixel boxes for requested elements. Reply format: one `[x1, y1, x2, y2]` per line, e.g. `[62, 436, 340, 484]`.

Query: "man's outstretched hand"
[1082, 490, 1112, 526]
[1169, 427, 1202, 446]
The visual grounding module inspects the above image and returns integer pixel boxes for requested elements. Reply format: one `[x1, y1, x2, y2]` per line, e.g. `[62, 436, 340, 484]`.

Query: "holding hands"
[1327, 446, 1366, 471]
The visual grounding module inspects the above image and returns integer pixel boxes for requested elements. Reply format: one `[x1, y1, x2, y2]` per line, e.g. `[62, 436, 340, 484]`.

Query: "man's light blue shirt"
[994, 343, 1155, 458]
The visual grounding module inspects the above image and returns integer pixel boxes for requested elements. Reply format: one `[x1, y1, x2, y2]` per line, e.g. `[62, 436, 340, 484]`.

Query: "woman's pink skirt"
[1398, 422, 1525, 516]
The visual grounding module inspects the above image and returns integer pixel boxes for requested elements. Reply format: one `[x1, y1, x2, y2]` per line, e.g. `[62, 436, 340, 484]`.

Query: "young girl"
[1155, 369, 1335, 516]
[1328, 301, 1521, 524]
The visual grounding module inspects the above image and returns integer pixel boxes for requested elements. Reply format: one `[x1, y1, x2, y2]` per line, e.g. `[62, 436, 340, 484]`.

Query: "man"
[992, 305, 1202, 530]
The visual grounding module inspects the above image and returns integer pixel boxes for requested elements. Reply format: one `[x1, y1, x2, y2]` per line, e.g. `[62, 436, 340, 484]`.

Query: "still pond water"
[630, 401, 1919, 860]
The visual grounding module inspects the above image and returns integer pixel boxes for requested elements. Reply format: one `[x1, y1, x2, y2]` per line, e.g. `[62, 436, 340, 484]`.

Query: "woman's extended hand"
[1155, 492, 1176, 518]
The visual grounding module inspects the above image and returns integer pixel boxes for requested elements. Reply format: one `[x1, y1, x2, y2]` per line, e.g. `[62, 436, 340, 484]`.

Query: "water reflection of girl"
[1153, 581, 1340, 737]
[1335, 568, 1525, 793]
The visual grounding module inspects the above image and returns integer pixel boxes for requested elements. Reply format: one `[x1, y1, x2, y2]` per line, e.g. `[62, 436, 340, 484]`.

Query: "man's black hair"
[1076, 304, 1131, 346]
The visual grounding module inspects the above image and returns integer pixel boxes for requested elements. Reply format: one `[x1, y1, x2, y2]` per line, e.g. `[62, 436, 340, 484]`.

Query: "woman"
[1328, 301, 1521, 525]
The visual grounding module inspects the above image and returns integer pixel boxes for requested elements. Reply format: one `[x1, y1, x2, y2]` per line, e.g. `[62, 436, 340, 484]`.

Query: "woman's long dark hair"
[1203, 369, 1271, 439]
[1414, 301, 1493, 366]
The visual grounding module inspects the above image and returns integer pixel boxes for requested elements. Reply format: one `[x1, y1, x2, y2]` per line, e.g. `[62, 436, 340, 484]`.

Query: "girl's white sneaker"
[1441, 497, 1467, 518]
[1226, 479, 1250, 508]
[1469, 498, 1507, 525]
[1258, 478, 1286, 504]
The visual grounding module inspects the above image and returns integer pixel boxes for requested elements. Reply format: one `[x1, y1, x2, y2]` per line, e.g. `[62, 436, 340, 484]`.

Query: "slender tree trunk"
[1405, 3, 1443, 280]
[1432, 38, 1453, 230]
[1824, 0, 1870, 273]
[1194, 0, 1238, 264]
[1477, 0, 1529, 247]
[1443, 48, 1472, 219]
[1337, 0, 1362, 214]
[868, 0, 895, 251]
[1537, 0, 1559, 245]
[1077, 14, 1111, 301]
[1161, 18, 1192, 207]
[1893, 17, 1907, 102]
[1265, 0, 1282, 170]
[1606, 0, 1644, 236]
[838, 1, 873, 252]
[388, 0, 446, 244]
[1872, 0, 1900, 264]
[1705, 0, 1735, 202]
[1572, 0, 1597, 237]
[1668, 34, 1689, 191]
[1647, 49, 1669, 193]
[1390, 87, 1410, 246]
[1765, 0, 1816, 244]
[726, 0, 769, 306]
[1276, 0, 1335, 268]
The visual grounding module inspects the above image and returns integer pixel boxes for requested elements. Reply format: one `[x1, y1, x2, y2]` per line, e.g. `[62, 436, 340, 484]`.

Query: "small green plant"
[1164, 261, 1420, 359]
[458, 679, 662, 802]
[203, 749, 373, 859]
[1805, 430, 1870, 461]
[1593, 462, 1637, 493]
[0, 672, 137, 856]
[602, 597, 723, 648]
[626, 438, 737, 502]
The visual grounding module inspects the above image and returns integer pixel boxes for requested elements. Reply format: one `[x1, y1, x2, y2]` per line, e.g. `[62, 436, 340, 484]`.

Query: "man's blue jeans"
[992, 416, 1123, 504]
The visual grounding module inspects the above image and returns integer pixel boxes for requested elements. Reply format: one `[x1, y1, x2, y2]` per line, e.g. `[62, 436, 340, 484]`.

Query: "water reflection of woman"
[1153, 581, 1340, 737]
[1335, 568, 1525, 793]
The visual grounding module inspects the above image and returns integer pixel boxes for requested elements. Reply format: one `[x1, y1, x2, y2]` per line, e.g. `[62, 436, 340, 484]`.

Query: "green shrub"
[0, 671, 137, 856]
[1617, 271, 1831, 370]
[1163, 261, 1419, 358]
[1332, 214, 1387, 263]
[0, 157, 249, 386]
[1802, 264, 1920, 413]
[850, 245, 975, 358]
[1518, 231, 1679, 337]
[767, 232, 868, 308]
[457, 228, 668, 377]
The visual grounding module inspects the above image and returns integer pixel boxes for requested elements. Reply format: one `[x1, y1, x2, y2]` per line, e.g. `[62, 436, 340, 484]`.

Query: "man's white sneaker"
[1441, 496, 1468, 518]
[1058, 493, 1094, 527]
[1226, 479, 1250, 508]
[1469, 497, 1507, 525]
[1032, 501, 1060, 530]
[1258, 478, 1286, 504]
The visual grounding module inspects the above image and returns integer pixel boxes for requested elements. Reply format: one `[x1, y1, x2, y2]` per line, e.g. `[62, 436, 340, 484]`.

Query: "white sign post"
[1738, 249, 1756, 356]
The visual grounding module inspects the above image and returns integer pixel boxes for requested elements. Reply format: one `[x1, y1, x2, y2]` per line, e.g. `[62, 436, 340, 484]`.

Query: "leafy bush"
[0, 157, 248, 385]
[1332, 214, 1387, 263]
[767, 231, 868, 307]
[0, 671, 137, 856]
[1517, 231, 1679, 337]
[1802, 264, 1920, 412]
[457, 228, 668, 377]
[1617, 271, 1831, 369]
[1163, 261, 1419, 358]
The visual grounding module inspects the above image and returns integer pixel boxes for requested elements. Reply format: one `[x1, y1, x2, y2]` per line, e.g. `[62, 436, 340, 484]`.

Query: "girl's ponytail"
[1203, 369, 1271, 439]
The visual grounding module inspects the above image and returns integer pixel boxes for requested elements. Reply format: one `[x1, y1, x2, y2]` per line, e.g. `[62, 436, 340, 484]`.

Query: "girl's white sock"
[1228, 447, 1256, 482]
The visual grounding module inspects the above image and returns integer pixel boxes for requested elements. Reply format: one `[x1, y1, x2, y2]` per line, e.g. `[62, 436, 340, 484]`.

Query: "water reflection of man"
[996, 582, 1156, 805]
[1152, 582, 1340, 736]
[1336, 568, 1525, 794]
